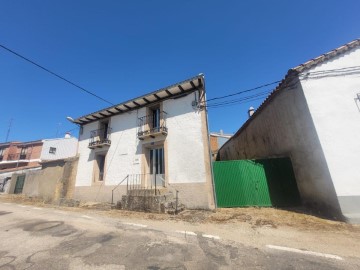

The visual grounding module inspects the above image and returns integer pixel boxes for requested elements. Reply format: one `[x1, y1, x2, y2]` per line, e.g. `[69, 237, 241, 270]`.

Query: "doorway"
[14, 175, 26, 194]
[149, 147, 165, 187]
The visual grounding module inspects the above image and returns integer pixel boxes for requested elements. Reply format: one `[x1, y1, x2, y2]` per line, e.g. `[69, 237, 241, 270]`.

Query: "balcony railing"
[6, 153, 31, 161]
[88, 127, 112, 149]
[137, 111, 168, 140]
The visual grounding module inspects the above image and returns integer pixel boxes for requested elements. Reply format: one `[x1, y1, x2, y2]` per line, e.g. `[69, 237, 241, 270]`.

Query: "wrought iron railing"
[127, 173, 166, 193]
[111, 174, 166, 204]
[137, 111, 168, 138]
[89, 127, 112, 147]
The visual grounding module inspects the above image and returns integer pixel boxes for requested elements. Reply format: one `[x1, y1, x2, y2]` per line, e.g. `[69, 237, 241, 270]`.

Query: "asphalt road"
[0, 202, 358, 269]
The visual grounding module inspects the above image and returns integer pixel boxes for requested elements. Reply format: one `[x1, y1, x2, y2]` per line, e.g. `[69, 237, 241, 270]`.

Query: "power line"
[206, 96, 269, 109]
[0, 43, 114, 105]
[206, 90, 272, 107]
[205, 66, 360, 109]
[206, 93, 271, 109]
[205, 80, 281, 103]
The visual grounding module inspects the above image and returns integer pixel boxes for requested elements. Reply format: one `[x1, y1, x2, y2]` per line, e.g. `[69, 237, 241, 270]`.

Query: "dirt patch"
[1, 194, 360, 233]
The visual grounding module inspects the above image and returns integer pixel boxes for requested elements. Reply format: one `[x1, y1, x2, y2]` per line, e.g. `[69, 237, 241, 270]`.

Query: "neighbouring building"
[40, 134, 78, 161]
[217, 39, 360, 223]
[210, 130, 232, 160]
[0, 134, 78, 194]
[0, 140, 43, 171]
[71, 75, 215, 210]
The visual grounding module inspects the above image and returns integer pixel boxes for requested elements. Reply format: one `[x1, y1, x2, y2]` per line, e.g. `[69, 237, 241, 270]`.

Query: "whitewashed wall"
[75, 92, 207, 187]
[164, 92, 206, 184]
[218, 81, 343, 217]
[41, 137, 78, 161]
[75, 108, 145, 187]
[74, 90, 212, 208]
[301, 47, 360, 217]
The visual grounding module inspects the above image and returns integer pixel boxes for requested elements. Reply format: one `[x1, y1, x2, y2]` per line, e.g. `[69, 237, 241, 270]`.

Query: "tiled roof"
[219, 38, 360, 151]
[291, 38, 360, 73]
[73, 74, 205, 125]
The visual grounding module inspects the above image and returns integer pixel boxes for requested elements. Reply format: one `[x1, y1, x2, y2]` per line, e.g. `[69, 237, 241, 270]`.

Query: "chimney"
[220, 129, 223, 135]
[248, 107, 255, 118]
[65, 132, 71, 138]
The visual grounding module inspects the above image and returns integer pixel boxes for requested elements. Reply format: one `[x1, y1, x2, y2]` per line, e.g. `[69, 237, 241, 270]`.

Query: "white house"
[218, 39, 360, 223]
[71, 75, 215, 210]
[40, 134, 78, 161]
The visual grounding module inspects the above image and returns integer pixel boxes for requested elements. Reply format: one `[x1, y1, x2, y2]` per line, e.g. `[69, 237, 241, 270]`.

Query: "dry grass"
[1, 194, 359, 233]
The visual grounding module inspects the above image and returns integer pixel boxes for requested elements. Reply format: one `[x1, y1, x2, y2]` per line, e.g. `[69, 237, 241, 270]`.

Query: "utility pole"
[5, 118, 13, 142]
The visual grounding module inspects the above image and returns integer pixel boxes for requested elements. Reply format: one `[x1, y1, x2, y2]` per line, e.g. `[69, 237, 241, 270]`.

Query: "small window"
[49, 147, 57, 154]
[20, 147, 28, 159]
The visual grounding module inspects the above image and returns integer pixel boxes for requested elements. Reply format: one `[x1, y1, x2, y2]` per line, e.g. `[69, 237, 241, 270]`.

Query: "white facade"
[40, 137, 78, 161]
[218, 41, 360, 222]
[73, 76, 214, 209]
[301, 46, 360, 220]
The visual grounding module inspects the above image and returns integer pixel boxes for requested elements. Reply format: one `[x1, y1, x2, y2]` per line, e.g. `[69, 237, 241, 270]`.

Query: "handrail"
[111, 175, 129, 204]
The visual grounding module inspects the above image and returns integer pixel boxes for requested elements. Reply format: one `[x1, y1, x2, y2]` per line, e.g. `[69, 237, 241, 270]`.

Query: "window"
[0, 148, 4, 161]
[49, 147, 57, 154]
[20, 147, 27, 159]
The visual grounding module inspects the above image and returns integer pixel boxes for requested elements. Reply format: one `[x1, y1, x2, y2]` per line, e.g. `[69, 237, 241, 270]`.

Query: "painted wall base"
[338, 195, 360, 224]
[74, 182, 213, 210]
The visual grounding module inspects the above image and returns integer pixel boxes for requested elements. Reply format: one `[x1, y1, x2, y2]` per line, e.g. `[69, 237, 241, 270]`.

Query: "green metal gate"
[14, 175, 26, 194]
[213, 158, 301, 207]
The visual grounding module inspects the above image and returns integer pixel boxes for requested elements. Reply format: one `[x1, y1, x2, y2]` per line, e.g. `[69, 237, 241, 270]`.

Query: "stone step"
[127, 188, 168, 197]
[118, 191, 184, 214]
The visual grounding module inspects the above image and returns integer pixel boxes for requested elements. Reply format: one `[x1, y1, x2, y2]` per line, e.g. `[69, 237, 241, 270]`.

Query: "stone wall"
[20, 156, 79, 202]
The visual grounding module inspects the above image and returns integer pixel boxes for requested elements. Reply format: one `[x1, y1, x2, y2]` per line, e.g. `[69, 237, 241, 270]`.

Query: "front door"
[14, 175, 25, 194]
[149, 147, 165, 187]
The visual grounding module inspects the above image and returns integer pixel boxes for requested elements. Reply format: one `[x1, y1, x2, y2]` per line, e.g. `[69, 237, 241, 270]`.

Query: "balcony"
[137, 111, 168, 140]
[6, 153, 31, 161]
[88, 127, 112, 149]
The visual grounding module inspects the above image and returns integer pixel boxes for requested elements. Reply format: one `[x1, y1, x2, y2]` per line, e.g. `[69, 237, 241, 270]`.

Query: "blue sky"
[1, 1, 360, 141]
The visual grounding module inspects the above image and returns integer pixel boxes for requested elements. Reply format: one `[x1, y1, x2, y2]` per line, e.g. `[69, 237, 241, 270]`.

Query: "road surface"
[0, 202, 358, 269]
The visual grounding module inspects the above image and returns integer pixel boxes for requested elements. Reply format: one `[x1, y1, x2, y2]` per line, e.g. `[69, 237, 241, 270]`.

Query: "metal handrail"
[126, 173, 166, 194]
[111, 175, 129, 204]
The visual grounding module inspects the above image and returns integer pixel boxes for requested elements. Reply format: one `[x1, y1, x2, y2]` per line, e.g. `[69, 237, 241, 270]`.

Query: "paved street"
[0, 202, 359, 269]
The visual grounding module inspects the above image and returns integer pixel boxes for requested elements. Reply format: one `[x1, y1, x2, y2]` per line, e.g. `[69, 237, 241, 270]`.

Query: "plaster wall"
[75, 109, 143, 190]
[300, 47, 360, 219]
[41, 137, 78, 160]
[74, 91, 213, 208]
[163, 92, 207, 184]
[218, 82, 342, 219]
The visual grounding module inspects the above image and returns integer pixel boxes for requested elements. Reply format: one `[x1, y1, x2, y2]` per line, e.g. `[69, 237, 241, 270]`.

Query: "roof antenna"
[5, 118, 13, 142]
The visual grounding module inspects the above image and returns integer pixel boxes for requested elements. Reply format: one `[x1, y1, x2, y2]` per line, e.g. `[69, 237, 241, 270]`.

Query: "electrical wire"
[206, 90, 272, 107]
[206, 95, 269, 109]
[0, 43, 114, 105]
[204, 80, 281, 103]
[205, 66, 360, 109]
